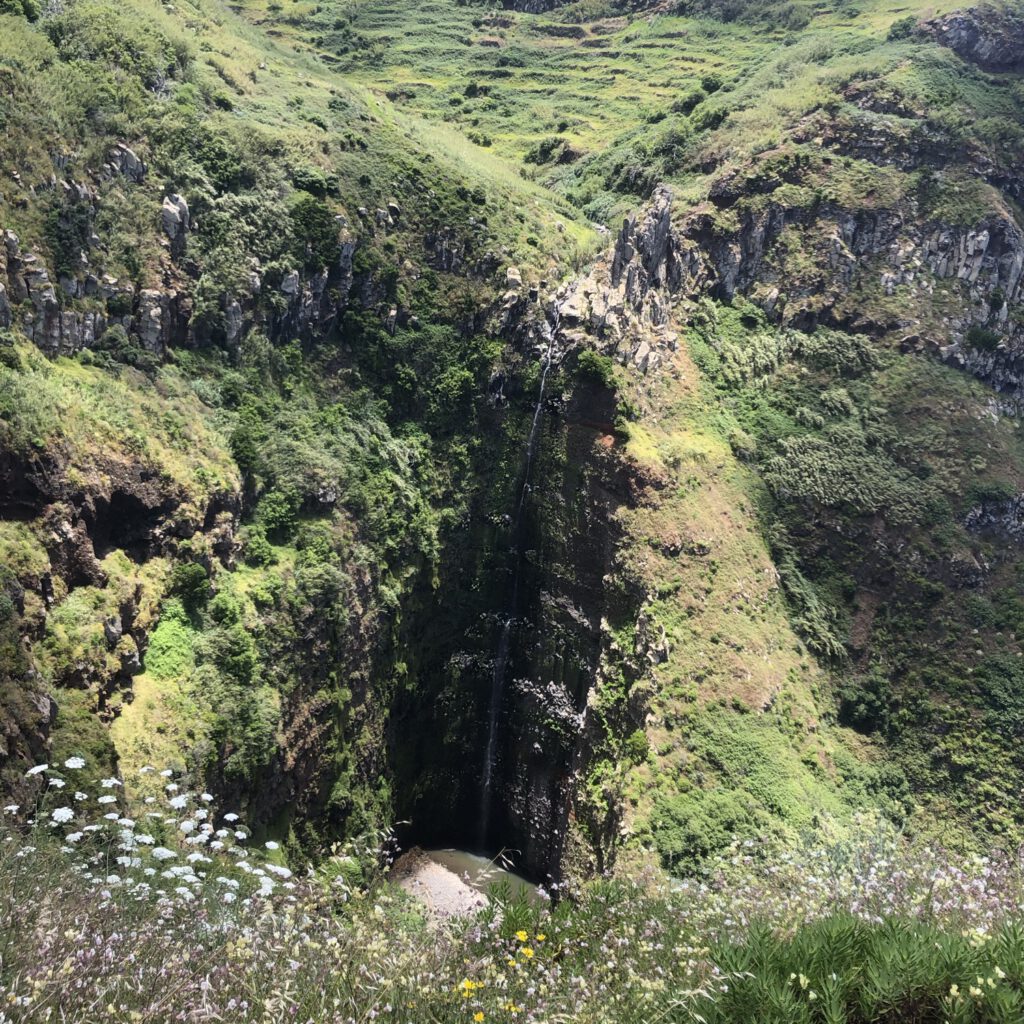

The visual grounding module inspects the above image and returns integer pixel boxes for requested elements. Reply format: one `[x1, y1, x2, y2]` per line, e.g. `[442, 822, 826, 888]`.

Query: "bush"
[243, 526, 275, 567]
[576, 349, 616, 388]
[966, 325, 1001, 352]
[291, 166, 337, 196]
[523, 136, 565, 166]
[0, 0, 40, 19]
[256, 490, 298, 540]
[169, 562, 210, 610]
[888, 14, 917, 41]
[672, 88, 705, 115]
[700, 72, 724, 94]
[46, 2, 191, 89]
[91, 326, 160, 374]
[289, 191, 339, 269]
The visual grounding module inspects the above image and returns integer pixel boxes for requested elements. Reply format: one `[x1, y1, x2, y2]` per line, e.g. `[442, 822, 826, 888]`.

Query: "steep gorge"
[8, 0, 1024, 883]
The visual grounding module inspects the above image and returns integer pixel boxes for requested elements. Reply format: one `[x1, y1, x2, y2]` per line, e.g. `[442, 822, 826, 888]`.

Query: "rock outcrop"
[924, 4, 1024, 71]
[0, 212, 357, 358]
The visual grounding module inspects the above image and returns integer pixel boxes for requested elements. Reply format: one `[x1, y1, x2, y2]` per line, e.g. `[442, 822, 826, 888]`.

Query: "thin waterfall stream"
[478, 309, 560, 849]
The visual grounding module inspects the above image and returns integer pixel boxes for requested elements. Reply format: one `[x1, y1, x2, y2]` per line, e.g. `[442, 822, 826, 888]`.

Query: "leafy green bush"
[576, 349, 616, 388]
[170, 563, 210, 611]
[888, 15, 917, 41]
[242, 526, 275, 568]
[966, 325, 1001, 352]
[524, 136, 566, 166]
[256, 490, 298, 540]
[289, 191, 339, 269]
[0, 0, 40, 20]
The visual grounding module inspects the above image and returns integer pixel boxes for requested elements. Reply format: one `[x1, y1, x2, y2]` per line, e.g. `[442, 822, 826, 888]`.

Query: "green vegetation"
[4, 798, 1024, 1023]
[3, 0, 1024, 905]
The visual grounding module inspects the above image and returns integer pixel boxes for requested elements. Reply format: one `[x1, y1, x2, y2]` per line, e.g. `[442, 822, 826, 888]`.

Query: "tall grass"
[4, 759, 1024, 1023]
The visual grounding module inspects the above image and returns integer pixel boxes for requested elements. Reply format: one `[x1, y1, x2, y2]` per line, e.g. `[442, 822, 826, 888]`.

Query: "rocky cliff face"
[924, 4, 1024, 71]
[0, 225, 357, 359]
[560, 180, 1024, 409]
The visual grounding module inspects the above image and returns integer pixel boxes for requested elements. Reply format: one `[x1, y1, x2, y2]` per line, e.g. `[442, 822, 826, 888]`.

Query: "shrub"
[700, 71, 723, 94]
[289, 191, 339, 269]
[888, 14, 917, 41]
[523, 136, 565, 166]
[256, 490, 298, 540]
[576, 349, 616, 388]
[291, 166, 336, 196]
[672, 88, 705, 115]
[169, 562, 210, 610]
[45, 2, 191, 89]
[966, 325, 1001, 352]
[243, 526, 275, 567]
[145, 604, 196, 679]
[0, 0, 40, 19]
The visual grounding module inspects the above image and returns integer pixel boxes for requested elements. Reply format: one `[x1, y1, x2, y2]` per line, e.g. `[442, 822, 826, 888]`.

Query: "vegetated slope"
[0, 0, 597, 855]
[4, 0, 1024, 880]
[252, 0, 1024, 865]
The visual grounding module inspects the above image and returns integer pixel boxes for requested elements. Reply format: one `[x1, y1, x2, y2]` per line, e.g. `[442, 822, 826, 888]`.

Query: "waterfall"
[478, 308, 560, 849]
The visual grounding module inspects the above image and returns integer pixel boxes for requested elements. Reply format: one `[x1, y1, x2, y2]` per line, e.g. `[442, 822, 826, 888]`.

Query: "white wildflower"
[26, 764, 48, 776]
[151, 847, 176, 861]
[50, 807, 74, 824]
[64, 757, 86, 770]
[265, 840, 279, 850]
[97, 795, 117, 805]
[48, 778, 66, 789]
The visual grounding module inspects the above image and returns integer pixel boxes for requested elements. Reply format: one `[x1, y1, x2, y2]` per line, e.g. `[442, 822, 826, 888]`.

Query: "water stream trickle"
[478, 311, 560, 849]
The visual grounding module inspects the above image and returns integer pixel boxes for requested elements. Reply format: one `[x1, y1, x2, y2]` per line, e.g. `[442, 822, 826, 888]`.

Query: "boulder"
[161, 193, 190, 254]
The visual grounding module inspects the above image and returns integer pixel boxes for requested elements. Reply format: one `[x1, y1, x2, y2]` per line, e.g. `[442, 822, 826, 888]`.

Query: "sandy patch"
[392, 848, 488, 919]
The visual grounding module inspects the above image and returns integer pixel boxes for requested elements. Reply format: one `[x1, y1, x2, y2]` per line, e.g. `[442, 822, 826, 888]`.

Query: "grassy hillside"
[5, 0, 1024, 887]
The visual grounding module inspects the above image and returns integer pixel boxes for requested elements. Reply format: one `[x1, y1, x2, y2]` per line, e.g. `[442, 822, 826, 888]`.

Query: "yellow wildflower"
[474, 1014, 485, 1022]
[520, 947, 534, 959]
[515, 930, 529, 942]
